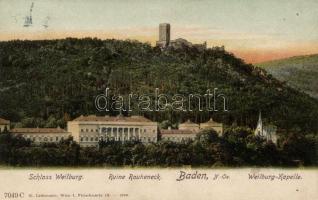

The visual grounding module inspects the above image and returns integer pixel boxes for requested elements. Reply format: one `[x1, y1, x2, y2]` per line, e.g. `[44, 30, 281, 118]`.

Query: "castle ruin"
[156, 23, 207, 50]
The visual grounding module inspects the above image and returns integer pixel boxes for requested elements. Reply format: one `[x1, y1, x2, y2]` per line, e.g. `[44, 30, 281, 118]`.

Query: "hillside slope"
[0, 38, 318, 133]
[257, 54, 318, 99]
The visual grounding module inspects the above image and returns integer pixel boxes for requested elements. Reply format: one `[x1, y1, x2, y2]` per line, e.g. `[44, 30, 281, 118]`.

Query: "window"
[56, 137, 59, 141]
[90, 137, 93, 141]
[107, 128, 112, 133]
[80, 137, 83, 141]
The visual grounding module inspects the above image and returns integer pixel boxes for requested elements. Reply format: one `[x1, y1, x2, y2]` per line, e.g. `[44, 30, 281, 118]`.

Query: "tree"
[196, 129, 219, 144]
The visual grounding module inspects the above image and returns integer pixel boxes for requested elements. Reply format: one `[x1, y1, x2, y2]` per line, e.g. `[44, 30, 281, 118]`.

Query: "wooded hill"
[257, 54, 318, 100]
[0, 38, 317, 134]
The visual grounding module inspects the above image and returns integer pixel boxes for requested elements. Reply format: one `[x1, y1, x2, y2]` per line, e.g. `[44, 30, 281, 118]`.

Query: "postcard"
[0, 0, 317, 199]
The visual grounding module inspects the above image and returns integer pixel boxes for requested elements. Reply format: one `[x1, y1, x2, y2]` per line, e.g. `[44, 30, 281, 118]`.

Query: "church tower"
[254, 112, 278, 144]
[254, 111, 263, 136]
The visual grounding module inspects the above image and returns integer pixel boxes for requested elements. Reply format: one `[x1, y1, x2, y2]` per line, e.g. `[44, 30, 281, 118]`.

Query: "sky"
[1, 0, 318, 63]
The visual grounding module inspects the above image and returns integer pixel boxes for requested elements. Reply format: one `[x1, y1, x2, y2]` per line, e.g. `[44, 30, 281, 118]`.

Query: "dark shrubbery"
[1, 128, 316, 167]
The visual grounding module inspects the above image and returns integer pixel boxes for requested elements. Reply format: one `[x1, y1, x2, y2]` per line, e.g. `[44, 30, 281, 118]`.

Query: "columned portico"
[67, 115, 158, 147]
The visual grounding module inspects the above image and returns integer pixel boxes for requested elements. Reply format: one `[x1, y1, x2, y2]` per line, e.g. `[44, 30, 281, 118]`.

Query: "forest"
[0, 38, 318, 134]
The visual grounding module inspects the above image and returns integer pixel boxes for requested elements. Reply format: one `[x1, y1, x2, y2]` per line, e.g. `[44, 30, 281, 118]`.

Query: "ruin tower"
[156, 23, 170, 48]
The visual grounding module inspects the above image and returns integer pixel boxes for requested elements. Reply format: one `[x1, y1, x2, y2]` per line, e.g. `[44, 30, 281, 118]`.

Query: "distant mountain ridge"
[257, 54, 318, 99]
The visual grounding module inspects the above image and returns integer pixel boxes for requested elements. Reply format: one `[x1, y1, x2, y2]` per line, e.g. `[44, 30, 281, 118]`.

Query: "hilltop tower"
[156, 23, 170, 48]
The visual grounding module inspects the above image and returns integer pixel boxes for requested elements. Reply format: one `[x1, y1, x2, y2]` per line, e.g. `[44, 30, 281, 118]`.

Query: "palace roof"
[180, 119, 198, 125]
[73, 115, 152, 123]
[179, 119, 199, 126]
[10, 127, 67, 134]
[200, 118, 222, 125]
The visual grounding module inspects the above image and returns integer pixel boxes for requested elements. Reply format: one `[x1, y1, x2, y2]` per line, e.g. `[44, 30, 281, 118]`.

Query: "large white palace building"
[67, 115, 158, 147]
[10, 127, 70, 144]
[161, 118, 223, 143]
[0, 115, 224, 147]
